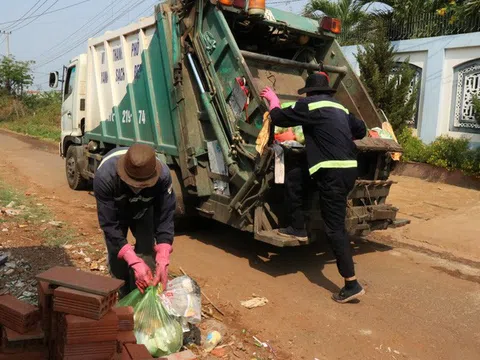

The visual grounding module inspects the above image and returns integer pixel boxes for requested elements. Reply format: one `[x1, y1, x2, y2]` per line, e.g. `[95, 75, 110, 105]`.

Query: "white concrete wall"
[343, 32, 480, 146]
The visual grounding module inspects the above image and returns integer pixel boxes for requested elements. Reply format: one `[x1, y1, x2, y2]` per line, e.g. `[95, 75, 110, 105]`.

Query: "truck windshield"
[64, 66, 77, 99]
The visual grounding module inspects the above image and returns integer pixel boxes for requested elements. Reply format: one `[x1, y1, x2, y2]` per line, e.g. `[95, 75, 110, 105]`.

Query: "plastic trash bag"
[160, 276, 201, 326]
[117, 286, 183, 357]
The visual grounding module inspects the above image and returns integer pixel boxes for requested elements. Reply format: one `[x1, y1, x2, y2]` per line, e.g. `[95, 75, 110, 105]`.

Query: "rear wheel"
[66, 145, 88, 190]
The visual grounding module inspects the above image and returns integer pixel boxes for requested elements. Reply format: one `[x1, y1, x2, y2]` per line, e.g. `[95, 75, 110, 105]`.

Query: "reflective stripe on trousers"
[309, 160, 357, 175]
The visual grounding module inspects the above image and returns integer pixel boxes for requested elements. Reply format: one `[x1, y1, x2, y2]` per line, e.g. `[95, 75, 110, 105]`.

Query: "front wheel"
[66, 145, 89, 190]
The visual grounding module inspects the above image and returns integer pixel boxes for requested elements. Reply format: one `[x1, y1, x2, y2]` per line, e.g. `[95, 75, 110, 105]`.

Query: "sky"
[0, 0, 328, 90]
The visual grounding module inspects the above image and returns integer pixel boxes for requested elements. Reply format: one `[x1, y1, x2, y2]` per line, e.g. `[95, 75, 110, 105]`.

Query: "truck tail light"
[233, 0, 246, 8]
[320, 17, 342, 34]
[219, 0, 234, 6]
[248, 0, 265, 16]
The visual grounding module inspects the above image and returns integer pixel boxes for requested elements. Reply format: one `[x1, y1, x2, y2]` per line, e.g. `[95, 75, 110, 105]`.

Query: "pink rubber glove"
[260, 87, 281, 110]
[118, 244, 153, 293]
[153, 243, 173, 291]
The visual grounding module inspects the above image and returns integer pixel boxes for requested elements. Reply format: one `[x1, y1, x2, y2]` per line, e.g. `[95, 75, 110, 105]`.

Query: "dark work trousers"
[106, 206, 156, 298]
[313, 168, 357, 278]
[284, 149, 310, 230]
[285, 164, 310, 230]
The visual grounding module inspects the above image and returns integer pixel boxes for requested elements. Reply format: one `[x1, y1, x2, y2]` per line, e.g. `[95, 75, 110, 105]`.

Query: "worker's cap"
[297, 72, 336, 95]
[117, 144, 162, 189]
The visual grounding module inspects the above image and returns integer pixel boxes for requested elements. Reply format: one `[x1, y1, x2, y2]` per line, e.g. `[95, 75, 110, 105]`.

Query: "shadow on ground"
[181, 221, 392, 293]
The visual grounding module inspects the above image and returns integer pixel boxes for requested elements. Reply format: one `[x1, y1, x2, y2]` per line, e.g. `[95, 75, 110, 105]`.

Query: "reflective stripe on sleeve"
[308, 101, 349, 114]
[98, 149, 128, 169]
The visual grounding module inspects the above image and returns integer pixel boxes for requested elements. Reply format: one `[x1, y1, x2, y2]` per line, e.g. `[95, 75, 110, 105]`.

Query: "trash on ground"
[1, 208, 21, 216]
[160, 275, 202, 326]
[0, 253, 8, 266]
[48, 220, 63, 227]
[118, 286, 183, 357]
[241, 296, 269, 309]
[204, 330, 222, 352]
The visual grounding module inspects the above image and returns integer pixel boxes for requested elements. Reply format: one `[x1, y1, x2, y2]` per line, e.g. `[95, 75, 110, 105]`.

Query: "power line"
[0, 0, 91, 27]
[36, 0, 147, 69]
[11, 0, 60, 32]
[3, 0, 43, 31]
[37, 0, 129, 59]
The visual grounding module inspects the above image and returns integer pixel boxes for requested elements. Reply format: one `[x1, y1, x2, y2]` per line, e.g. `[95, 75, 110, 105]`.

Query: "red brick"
[37, 281, 54, 336]
[60, 311, 119, 345]
[0, 350, 47, 359]
[116, 331, 136, 353]
[113, 306, 134, 331]
[0, 295, 40, 334]
[123, 343, 152, 359]
[36, 266, 124, 296]
[1, 324, 45, 354]
[59, 340, 116, 358]
[53, 287, 116, 320]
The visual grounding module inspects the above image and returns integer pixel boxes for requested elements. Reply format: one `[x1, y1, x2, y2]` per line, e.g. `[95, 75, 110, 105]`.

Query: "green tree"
[303, 0, 371, 43]
[0, 56, 34, 96]
[355, 32, 418, 131]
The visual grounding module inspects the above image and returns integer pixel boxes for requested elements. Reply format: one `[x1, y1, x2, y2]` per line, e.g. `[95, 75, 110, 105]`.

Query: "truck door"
[61, 63, 78, 136]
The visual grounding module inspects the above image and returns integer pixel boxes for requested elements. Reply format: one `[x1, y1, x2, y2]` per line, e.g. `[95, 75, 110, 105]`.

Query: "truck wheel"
[66, 145, 89, 190]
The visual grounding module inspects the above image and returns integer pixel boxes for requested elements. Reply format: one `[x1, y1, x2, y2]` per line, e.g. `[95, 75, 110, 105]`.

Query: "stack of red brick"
[0, 266, 154, 360]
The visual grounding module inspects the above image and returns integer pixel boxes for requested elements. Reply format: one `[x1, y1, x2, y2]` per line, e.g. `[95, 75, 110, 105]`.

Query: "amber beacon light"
[219, 0, 234, 6]
[320, 17, 342, 34]
[248, 0, 266, 16]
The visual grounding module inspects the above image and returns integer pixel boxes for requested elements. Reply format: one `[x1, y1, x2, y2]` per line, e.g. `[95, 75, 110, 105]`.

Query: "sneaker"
[332, 282, 365, 303]
[276, 226, 308, 241]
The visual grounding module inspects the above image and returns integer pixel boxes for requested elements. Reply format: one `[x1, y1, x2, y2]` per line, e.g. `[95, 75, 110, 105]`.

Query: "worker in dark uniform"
[283, 147, 310, 241]
[261, 72, 367, 303]
[93, 144, 176, 298]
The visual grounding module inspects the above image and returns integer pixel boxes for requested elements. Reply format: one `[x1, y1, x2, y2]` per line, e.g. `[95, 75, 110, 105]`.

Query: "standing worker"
[261, 72, 367, 303]
[93, 144, 176, 298]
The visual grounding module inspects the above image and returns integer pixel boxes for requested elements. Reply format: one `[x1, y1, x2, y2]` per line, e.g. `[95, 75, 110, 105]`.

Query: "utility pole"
[0, 31, 12, 56]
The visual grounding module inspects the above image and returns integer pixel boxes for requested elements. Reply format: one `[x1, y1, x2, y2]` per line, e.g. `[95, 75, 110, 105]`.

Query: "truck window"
[64, 66, 77, 99]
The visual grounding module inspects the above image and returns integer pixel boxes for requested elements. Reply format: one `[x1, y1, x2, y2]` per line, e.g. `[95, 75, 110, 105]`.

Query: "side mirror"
[49, 71, 59, 88]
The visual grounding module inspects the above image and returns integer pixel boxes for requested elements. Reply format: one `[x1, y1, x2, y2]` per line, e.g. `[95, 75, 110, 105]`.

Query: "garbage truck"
[50, 0, 405, 247]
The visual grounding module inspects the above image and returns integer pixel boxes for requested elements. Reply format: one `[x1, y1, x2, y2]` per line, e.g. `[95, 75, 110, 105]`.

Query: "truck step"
[254, 230, 311, 247]
[390, 219, 411, 228]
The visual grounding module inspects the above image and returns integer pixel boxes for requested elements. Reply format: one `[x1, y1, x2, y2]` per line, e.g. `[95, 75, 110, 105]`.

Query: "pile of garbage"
[0, 251, 37, 305]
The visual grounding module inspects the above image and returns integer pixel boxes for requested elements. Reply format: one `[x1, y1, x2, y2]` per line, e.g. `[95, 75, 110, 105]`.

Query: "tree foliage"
[0, 56, 34, 96]
[303, 0, 371, 43]
[355, 32, 418, 131]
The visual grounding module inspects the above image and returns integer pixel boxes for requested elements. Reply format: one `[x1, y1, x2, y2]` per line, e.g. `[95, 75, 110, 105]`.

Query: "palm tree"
[304, 0, 372, 44]
[304, 0, 368, 26]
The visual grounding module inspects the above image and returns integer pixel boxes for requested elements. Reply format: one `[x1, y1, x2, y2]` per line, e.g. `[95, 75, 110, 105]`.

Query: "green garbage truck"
[50, 0, 405, 247]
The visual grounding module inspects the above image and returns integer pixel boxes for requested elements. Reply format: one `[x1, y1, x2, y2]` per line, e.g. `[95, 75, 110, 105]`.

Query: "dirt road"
[0, 131, 479, 360]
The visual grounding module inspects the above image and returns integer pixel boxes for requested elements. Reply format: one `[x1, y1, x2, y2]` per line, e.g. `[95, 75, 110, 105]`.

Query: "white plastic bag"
[160, 276, 201, 326]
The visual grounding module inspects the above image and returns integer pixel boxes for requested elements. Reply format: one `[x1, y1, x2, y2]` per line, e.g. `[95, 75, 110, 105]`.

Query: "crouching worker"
[261, 72, 367, 303]
[93, 144, 176, 298]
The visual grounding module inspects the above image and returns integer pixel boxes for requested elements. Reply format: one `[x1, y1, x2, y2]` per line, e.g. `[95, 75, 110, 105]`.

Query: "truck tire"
[66, 145, 89, 190]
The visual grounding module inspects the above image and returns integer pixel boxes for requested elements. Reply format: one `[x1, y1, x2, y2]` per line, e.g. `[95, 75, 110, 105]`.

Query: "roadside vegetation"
[0, 179, 76, 247]
[0, 55, 60, 142]
[398, 129, 480, 177]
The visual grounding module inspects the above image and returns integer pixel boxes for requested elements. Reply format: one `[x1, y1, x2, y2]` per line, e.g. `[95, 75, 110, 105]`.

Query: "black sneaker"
[332, 282, 365, 303]
[276, 226, 308, 241]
